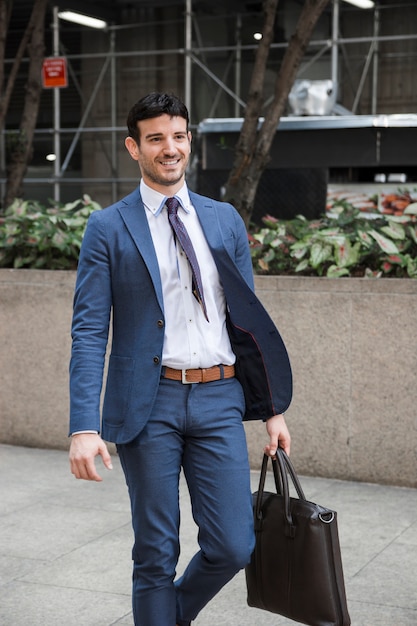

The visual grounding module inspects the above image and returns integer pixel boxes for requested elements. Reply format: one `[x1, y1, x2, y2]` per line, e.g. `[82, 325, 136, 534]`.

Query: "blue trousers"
[117, 376, 255, 626]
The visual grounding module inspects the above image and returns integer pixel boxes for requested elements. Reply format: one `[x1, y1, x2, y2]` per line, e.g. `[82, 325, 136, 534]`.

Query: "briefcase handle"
[255, 449, 307, 536]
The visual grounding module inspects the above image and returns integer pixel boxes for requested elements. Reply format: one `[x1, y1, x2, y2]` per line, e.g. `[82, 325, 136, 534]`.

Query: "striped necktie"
[166, 197, 209, 322]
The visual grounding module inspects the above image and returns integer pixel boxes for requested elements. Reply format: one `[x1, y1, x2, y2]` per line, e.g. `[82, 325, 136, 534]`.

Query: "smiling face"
[125, 114, 191, 195]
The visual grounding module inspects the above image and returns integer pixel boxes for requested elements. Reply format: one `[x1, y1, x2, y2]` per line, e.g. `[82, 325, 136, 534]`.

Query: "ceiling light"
[58, 10, 107, 29]
[253, 32, 263, 41]
[46, 153, 56, 162]
[342, 0, 374, 8]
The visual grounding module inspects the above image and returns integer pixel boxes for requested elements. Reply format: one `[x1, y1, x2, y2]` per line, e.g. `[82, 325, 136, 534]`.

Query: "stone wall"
[1, 269, 416, 487]
[247, 276, 417, 487]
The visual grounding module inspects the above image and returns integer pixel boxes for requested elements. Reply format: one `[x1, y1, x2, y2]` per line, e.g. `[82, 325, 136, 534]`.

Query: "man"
[69, 92, 292, 626]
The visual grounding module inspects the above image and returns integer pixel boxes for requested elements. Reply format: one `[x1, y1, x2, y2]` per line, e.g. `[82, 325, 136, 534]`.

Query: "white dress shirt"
[140, 180, 235, 369]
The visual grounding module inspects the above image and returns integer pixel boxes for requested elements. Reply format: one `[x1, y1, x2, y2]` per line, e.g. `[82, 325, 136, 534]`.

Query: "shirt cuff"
[71, 430, 99, 436]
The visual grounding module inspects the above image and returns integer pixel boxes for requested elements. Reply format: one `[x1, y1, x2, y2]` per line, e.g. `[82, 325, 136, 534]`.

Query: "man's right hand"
[69, 433, 113, 482]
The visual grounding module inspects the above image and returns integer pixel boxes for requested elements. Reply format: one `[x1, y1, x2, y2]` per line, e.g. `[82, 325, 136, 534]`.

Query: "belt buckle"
[181, 369, 193, 384]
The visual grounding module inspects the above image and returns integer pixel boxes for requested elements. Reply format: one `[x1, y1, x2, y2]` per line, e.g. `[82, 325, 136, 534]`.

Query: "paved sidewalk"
[0, 444, 416, 626]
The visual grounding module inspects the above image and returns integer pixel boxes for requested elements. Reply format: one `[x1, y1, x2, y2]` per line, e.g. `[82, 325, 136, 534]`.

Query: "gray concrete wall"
[246, 276, 417, 487]
[1, 270, 75, 451]
[1, 269, 416, 487]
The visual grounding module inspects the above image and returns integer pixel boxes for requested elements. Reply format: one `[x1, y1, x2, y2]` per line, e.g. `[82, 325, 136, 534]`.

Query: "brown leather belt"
[162, 364, 235, 384]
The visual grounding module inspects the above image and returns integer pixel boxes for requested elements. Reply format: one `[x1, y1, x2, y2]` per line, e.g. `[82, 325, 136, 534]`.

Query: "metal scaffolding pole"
[185, 0, 192, 117]
[189, 52, 246, 109]
[52, 6, 61, 202]
[61, 57, 111, 173]
[371, 4, 380, 114]
[41, 33, 417, 63]
[352, 39, 377, 114]
[331, 0, 340, 99]
[3, 3, 417, 201]
[234, 14, 242, 117]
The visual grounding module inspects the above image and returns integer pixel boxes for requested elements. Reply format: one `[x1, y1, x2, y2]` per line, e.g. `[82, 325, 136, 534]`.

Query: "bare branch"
[223, 0, 330, 226]
[233, 0, 279, 167]
[4, 0, 49, 207]
[259, 0, 330, 155]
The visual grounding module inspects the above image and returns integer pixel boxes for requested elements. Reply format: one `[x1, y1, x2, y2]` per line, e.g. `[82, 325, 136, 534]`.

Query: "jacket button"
[153, 356, 160, 364]
[157, 319, 164, 328]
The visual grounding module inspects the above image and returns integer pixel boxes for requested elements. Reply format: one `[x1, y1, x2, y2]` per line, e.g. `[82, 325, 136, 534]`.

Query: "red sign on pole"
[42, 57, 68, 89]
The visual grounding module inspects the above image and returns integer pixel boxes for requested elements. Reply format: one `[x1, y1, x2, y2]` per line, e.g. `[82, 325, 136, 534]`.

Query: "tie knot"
[166, 197, 180, 215]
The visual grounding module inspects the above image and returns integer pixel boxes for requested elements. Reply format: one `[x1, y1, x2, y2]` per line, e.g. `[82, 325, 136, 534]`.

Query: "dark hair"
[126, 92, 189, 143]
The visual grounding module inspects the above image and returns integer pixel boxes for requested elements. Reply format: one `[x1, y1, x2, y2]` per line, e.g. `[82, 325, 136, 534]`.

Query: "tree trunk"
[223, 0, 330, 227]
[0, 1, 12, 100]
[0, 0, 38, 141]
[4, 0, 48, 208]
[223, 0, 278, 225]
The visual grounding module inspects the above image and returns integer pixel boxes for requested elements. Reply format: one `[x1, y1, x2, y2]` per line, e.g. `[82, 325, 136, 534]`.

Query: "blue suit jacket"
[69, 187, 292, 443]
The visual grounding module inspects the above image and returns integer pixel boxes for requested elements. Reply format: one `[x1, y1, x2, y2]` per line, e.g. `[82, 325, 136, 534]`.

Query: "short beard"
[146, 171, 184, 187]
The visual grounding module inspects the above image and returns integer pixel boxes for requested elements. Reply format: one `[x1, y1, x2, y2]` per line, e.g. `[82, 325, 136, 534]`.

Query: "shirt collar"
[140, 180, 191, 217]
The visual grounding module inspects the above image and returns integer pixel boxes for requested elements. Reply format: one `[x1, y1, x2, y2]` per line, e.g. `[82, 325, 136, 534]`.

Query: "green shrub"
[1, 194, 417, 277]
[0, 196, 101, 270]
[250, 200, 417, 278]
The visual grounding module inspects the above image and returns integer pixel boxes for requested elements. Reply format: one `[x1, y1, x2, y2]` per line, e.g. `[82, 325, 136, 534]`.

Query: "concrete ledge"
[1, 269, 416, 487]
[0, 270, 75, 452]
[246, 276, 417, 487]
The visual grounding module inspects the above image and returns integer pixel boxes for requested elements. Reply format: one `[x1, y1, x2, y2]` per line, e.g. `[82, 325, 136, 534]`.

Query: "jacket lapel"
[191, 191, 292, 419]
[191, 192, 224, 252]
[117, 187, 164, 311]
